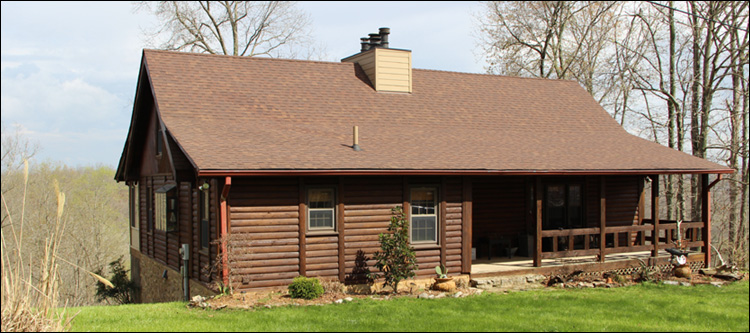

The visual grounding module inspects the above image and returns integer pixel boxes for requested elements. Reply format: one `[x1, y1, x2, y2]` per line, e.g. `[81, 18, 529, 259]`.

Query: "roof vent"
[352, 126, 361, 151]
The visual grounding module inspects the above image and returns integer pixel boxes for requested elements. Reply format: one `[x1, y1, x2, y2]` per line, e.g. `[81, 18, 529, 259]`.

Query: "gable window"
[308, 188, 335, 231]
[544, 183, 583, 229]
[410, 187, 438, 244]
[155, 184, 178, 232]
[200, 188, 210, 250]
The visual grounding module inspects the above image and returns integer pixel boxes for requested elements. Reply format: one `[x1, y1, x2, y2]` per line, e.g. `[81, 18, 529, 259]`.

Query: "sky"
[1, 1, 486, 168]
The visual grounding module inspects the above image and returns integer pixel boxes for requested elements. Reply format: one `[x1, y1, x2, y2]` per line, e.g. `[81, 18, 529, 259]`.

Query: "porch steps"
[470, 274, 547, 291]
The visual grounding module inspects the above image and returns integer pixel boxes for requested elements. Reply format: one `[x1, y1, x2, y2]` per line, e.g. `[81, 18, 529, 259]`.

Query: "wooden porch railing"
[538, 220, 704, 260]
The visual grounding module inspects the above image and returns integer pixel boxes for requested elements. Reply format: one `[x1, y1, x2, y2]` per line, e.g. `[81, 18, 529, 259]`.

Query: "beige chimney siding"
[343, 48, 412, 93]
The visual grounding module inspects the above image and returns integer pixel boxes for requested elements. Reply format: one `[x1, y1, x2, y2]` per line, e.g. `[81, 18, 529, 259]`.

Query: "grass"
[68, 280, 749, 332]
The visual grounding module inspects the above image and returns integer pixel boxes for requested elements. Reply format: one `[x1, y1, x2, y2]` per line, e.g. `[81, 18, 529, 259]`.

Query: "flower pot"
[674, 264, 692, 278]
[433, 278, 456, 292]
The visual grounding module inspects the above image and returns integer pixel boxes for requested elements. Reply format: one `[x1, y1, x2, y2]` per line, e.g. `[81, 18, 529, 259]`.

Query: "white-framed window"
[155, 184, 177, 232]
[308, 188, 335, 231]
[410, 187, 438, 243]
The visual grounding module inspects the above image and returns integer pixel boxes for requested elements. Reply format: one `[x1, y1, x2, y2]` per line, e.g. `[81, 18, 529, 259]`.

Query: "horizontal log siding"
[343, 177, 403, 283]
[605, 176, 640, 226]
[306, 235, 339, 278]
[228, 177, 300, 290]
[224, 176, 466, 290]
[137, 176, 208, 277]
[472, 177, 526, 248]
[444, 178, 463, 276]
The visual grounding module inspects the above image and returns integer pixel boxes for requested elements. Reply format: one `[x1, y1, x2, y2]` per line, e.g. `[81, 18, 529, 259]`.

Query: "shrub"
[94, 256, 138, 304]
[370, 206, 418, 293]
[288, 276, 324, 300]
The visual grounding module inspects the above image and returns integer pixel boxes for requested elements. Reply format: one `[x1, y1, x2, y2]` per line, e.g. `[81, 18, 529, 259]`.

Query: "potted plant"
[432, 264, 456, 292]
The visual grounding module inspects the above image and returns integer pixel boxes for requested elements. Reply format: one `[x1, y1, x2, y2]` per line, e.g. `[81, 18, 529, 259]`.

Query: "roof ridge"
[142, 49, 577, 83]
[142, 48, 347, 67]
[412, 67, 579, 83]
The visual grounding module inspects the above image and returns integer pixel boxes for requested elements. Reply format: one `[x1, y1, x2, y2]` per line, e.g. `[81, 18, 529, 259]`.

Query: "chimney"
[341, 27, 412, 93]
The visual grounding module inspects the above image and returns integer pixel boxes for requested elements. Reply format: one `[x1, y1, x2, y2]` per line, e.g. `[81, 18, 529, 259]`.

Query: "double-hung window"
[308, 188, 335, 231]
[410, 187, 438, 244]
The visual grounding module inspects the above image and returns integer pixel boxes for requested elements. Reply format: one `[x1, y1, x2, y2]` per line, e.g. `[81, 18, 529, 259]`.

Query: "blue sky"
[1, 1, 484, 167]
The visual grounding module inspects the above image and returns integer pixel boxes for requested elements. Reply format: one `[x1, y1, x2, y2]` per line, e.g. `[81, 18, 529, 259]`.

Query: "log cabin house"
[115, 28, 733, 302]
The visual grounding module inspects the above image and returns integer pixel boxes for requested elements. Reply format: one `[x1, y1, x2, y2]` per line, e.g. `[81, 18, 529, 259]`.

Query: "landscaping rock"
[344, 297, 354, 302]
[334, 299, 343, 304]
[710, 282, 723, 287]
[435, 293, 446, 299]
[453, 291, 463, 298]
[663, 280, 680, 286]
[418, 293, 430, 299]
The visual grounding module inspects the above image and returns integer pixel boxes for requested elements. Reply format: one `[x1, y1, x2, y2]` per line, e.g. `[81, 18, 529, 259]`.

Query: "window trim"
[409, 186, 439, 245]
[306, 187, 336, 233]
[155, 184, 178, 233]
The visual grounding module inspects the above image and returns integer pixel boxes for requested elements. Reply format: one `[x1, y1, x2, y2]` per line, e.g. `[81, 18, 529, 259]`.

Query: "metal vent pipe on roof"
[361, 37, 371, 52]
[379, 27, 390, 48]
[353, 126, 361, 151]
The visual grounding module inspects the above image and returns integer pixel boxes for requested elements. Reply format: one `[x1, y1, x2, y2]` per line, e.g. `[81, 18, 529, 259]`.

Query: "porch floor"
[471, 250, 671, 275]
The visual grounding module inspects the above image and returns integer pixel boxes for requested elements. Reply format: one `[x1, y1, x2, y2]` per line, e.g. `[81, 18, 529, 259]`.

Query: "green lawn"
[68, 280, 749, 332]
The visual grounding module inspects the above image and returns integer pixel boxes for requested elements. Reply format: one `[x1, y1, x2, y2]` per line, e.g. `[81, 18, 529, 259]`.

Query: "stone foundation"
[346, 275, 471, 294]
[131, 249, 215, 303]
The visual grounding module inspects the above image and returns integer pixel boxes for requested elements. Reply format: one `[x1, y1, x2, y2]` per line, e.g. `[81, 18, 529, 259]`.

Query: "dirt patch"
[195, 280, 481, 310]
[192, 271, 748, 311]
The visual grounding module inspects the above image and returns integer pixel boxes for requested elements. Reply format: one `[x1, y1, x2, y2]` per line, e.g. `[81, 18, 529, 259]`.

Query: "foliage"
[370, 206, 418, 293]
[94, 256, 138, 305]
[635, 259, 661, 283]
[288, 276, 324, 300]
[136, 1, 321, 59]
[435, 264, 448, 278]
[68, 281, 749, 332]
[2, 152, 129, 306]
[1, 160, 72, 331]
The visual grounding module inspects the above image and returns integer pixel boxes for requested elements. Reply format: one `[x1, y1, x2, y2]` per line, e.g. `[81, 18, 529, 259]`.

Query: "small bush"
[321, 279, 347, 295]
[288, 276, 324, 300]
[94, 257, 138, 304]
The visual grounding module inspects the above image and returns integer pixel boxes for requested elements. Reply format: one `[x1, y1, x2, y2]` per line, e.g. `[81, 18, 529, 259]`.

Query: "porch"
[466, 174, 717, 276]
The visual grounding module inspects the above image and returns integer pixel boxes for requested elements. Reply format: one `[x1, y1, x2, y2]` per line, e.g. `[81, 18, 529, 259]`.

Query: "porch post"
[461, 177, 473, 274]
[599, 176, 606, 262]
[701, 174, 712, 267]
[534, 177, 542, 267]
[299, 177, 306, 276]
[651, 175, 660, 259]
[338, 177, 346, 282]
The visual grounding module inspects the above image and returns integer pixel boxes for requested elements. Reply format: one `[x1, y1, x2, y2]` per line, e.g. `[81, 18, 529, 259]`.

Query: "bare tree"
[475, 0, 749, 267]
[137, 1, 316, 58]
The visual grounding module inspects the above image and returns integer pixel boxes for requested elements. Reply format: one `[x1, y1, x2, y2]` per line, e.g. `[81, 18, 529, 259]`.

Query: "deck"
[470, 250, 704, 277]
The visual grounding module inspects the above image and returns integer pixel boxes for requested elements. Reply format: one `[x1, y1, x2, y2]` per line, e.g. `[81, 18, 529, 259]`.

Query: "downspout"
[220, 176, 232, 286]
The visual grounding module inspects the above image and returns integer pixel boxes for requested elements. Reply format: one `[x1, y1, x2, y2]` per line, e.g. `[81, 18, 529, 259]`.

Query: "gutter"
[198, 168, 734, 177]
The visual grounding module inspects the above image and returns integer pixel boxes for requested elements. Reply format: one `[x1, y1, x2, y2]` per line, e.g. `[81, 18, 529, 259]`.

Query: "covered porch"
[466, 174, 720, 276]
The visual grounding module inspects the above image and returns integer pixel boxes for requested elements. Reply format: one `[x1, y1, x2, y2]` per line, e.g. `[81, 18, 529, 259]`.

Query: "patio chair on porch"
[478, 233, 512, 260]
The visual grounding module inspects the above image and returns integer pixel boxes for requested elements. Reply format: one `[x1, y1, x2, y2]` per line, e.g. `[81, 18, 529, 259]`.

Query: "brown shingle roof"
[141, 49, 731, 175]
